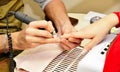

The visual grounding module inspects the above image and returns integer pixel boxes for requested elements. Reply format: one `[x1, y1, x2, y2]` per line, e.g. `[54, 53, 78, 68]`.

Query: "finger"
[70, 31, 94, 39]
[26, 36, 60, 43]
[29, 20, 48, 28]
[46, 21, 54, 33]
[68, 37, 82, 44]
[61, 34, 82, 44]
[84, 35, 105, 50]
[61, 34, 71, 38]
[26, 27, 53, 38]
[60, 38, 78, 49]
[29, 21, 54, 32]
[59, 43, 71, 50]
[45, 38, 60, 43]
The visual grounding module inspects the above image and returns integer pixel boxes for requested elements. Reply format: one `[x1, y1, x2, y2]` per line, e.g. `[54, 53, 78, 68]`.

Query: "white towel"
[14, 43, 63, 72]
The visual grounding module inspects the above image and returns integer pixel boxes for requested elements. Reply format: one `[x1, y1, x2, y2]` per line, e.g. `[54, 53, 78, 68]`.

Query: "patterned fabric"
[43, 47, 87, 72]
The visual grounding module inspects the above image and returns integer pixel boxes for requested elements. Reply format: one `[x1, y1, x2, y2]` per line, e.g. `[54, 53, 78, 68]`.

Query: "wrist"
[11, 32, 20, 50]
[57, 20, 72, 27]
[113, 12, 120, 27]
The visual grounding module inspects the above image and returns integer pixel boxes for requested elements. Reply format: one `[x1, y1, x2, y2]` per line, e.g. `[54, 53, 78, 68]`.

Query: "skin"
[0, 21, 60, 53]
[0, 0, 80, 53]
[62, 13, 119, 51]
[44, 0, 81, 50]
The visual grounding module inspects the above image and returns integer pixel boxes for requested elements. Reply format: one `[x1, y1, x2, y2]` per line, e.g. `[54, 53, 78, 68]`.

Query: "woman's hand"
[62, 18, 114, 51]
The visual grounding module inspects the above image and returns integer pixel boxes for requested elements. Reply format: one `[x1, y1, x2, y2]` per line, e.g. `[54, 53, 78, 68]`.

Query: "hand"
[58, 22, 81, 50]
[13, 20, 60, 50]
[62, 20, 113, 51]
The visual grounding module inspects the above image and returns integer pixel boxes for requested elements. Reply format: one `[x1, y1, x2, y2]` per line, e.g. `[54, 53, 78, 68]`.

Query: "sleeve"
[34, 0, 52, 10]
[113, 12, 120, 27]
[103, 33, 120, 72]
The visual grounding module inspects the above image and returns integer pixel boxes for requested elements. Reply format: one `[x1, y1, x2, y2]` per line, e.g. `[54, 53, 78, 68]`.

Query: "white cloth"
[77, 34, 117, 72]
[14, 43, 63, 72]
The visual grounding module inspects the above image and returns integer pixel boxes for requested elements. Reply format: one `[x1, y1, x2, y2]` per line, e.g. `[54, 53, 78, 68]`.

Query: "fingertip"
[48, 21, 52, 24]
[47, 21, 54, 33]
[69, 32, 77, 37]
[83, 42, 95, 51]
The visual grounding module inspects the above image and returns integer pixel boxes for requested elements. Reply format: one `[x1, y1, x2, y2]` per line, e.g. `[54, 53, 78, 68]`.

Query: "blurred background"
[23, 0, 120, 21]
[22, 0, 120, 28]
[62, 0, 120, 14]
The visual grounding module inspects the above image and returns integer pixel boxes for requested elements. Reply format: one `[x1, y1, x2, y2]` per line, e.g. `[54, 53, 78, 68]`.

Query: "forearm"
[0, 34, 8, 53]
[44, 0, 71, 28]
[96, 13, 119, 29]
[105, 13, 119, 28]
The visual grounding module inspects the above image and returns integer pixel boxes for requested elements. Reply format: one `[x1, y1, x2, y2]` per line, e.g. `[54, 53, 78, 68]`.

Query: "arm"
[35, 0, 81, 50]
[44, 0, 73, 34]
[44, 0, 81, 50]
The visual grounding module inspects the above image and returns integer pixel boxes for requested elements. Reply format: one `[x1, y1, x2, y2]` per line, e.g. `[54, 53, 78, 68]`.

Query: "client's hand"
[58, 22, 81, 50]
[62, 17, 115, 51]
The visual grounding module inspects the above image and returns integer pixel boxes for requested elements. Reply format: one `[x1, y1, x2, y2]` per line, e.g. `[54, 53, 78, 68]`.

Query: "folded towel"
[14, 43, 63, 72]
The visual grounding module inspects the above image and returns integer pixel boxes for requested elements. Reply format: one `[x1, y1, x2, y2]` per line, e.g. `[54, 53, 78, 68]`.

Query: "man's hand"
[58, 22, 82, 50]
[12, 21, 60, 50]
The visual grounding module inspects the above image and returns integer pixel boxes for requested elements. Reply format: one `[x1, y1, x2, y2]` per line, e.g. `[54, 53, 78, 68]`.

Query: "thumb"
[47, 21, 54, 33]
[83, 35, 104, 51]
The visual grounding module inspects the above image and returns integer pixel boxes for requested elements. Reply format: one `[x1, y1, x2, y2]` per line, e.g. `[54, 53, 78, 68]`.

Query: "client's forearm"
[94, 13, 119, 31]
[103, 13, 119, 28]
